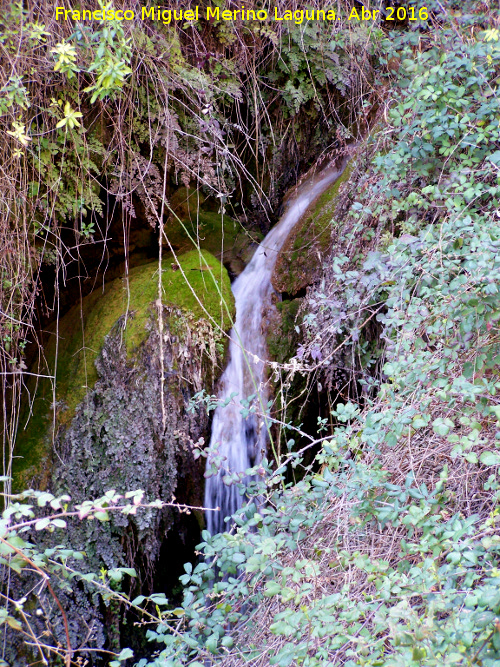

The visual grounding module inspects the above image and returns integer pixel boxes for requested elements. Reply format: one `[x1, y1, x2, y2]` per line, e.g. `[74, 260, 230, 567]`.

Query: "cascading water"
[204, 162, 346, 535]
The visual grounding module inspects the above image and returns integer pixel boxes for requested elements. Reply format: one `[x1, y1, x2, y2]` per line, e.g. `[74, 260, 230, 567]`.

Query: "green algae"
[13, 249, 234, 487]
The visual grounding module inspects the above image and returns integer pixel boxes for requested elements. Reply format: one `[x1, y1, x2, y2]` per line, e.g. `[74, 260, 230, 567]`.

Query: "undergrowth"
[130, 4, 500, 666]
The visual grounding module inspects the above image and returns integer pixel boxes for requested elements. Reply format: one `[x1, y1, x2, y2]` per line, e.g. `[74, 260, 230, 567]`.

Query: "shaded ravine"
[204, 162, 346, 535]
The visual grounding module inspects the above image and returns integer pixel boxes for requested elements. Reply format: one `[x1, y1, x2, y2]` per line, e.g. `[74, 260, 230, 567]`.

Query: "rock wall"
[9, 249, 235, 658]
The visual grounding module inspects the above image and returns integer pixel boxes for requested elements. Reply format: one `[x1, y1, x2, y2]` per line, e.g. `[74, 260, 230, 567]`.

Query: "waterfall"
[204, 162, 346, 535]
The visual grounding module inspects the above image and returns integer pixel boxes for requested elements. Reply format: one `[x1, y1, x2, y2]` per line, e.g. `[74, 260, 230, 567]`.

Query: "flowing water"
[204, 162, 346, 535]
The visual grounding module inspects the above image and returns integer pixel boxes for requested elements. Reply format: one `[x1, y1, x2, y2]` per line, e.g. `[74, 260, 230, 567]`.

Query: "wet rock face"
[11, 250, 232, 659]
[32, 308, 215, 655]
[272, 162, 352, 297]
[54, 312, 209, 572]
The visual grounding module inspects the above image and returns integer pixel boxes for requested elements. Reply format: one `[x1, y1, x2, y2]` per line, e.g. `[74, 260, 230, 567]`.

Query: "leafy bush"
[0, 486, 174, 665]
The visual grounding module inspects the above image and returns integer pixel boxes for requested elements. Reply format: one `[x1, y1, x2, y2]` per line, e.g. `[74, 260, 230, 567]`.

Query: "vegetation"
[3, 0, 500, 666]
[1, 0, 371, 661]
[134, 3, 500, 666]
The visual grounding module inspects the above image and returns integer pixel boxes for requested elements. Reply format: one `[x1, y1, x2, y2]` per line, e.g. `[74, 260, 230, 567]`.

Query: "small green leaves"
[484, 28, 500, 42]
[108, 567, 136, 582]
[412, 415, 428, 429]
[51, 41, 79, 78]
[34, 517, 50, 531]
[264, 580, 282, 597]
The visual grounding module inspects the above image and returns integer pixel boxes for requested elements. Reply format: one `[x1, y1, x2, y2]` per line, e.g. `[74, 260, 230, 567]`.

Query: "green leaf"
[119, 567, 137, 578]
[475, 611, 496, 628]
[488, 150, 500, 165]
[480, 451, 500, 466]
[412, 416, 427, 429]
[412, 647, 426, 660]
[265, 581, 282, 597]
[36, 492, 54, 507]
[232, 552, 246, 564]
[432, 418, 454, 436]
[149, 594, 169, 605]
[34, 517, 50, 530]
[463, 362, 474, 379]
[131, 595, 145, 606]
[116, 648, 134, 660]
[205, 634, 218, 654]
[6, 616, 22, 631]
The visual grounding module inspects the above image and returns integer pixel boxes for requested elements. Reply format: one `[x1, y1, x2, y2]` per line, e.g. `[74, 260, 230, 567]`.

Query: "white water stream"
[204, 163, 345, 535]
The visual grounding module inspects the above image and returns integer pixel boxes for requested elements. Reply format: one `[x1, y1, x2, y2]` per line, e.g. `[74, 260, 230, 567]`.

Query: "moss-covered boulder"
[14, 249, 234, 488]
[272, 164, 352, 296]
[164, 187, 262, 276]
[10, 249, 235, 654]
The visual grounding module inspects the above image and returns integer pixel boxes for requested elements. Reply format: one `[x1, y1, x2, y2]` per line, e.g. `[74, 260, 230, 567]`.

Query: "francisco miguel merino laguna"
[55, 5, 390, 24]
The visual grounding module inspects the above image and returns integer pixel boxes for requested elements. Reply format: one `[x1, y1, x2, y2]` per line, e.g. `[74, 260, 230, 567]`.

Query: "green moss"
[13, 250, 234, 487]
[165, 202, 261, 274]
[168, 186, 207, 220]
[306, 163, 353, 235]
[267, 298, 302, 364]
[166, 210, 240, 255]
[273, 163, 353, 295]
[159, 249, 234, 329]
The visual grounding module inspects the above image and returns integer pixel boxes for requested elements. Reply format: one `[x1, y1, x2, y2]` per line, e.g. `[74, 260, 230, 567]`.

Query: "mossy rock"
[165, 193, 262, 276]
[168, 186, 207, 220]
[272, 163, 353, 296]
[267, 298, 302, 365]
[13, 249, 234, 488]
